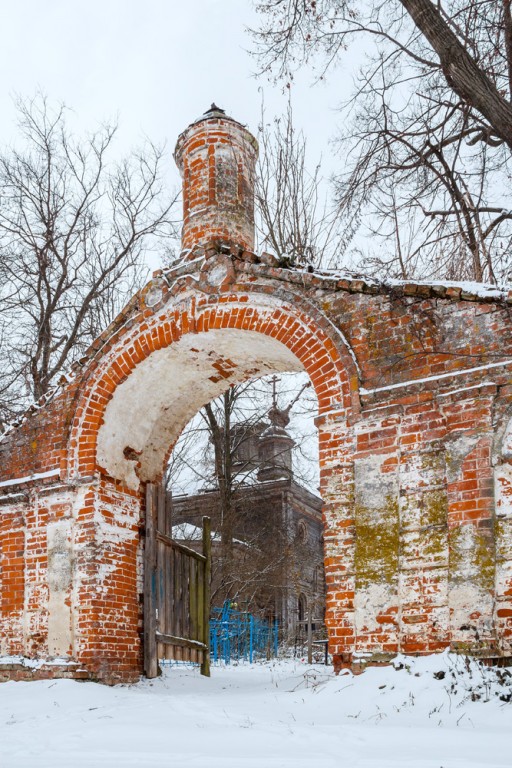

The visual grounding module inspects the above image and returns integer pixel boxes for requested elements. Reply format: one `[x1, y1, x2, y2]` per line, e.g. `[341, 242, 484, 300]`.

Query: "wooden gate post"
[201, 516, 211, 677]
[144, 484, 159, 678]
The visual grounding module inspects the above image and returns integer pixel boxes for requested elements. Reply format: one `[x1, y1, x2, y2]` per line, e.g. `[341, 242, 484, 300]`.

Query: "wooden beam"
[201, 516, 211, 677]
[156, 531, 207, 562]
[143, 483, 159, 679]
[156, 632, 208, 651]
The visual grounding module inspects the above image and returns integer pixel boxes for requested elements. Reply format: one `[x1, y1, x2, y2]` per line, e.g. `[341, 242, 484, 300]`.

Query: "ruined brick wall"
[1, 107, 512, 683]
[2, 263, 512, 682]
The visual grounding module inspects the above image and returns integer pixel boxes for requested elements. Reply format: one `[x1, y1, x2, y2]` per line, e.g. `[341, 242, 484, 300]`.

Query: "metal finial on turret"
[204, 103, 225, 115]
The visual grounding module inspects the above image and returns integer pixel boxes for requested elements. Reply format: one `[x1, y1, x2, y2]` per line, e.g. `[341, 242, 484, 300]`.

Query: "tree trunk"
[400, 0, 512, 152]
[204, 396, 236, 600]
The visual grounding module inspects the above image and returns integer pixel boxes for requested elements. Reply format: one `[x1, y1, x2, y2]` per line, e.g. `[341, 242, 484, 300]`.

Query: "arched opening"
[68, 295, 355, 681]
[164, 370, 324, 669]
[298, 593, 307, 623]
[96, 329, 304, 489]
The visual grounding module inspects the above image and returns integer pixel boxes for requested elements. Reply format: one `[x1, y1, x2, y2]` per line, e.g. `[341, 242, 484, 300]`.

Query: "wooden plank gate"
[144, 483, 211, 678]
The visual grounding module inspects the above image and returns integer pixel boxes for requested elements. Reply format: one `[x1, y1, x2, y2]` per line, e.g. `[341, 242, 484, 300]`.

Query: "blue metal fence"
[209, 602, 279, 664]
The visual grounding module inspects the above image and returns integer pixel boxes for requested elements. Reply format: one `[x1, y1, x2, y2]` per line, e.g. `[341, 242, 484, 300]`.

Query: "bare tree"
[252, 1, 512, 282]
[167, 375, 319, 496]
[0, 94, 179, 426]
[255, 98, 350, 267]
[336, 59, 512, 281]
[166, 374, 323, 620]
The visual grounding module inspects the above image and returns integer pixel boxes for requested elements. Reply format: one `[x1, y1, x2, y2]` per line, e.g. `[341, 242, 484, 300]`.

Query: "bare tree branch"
[0, 94, 180, 420]
[166, 375, 322, 619]
[252, 1, 512, 282]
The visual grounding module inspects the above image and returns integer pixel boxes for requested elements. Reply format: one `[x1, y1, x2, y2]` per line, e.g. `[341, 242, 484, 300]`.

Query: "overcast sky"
[0, 1, 350, 192]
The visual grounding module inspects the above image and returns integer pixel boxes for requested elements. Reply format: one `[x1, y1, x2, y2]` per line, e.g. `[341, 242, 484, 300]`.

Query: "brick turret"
[174, 104, 258, 257]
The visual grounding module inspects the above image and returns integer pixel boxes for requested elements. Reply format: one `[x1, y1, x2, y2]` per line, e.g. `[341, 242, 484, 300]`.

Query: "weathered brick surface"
[174, 106, 258, 255]
[1, 109, 512, 682]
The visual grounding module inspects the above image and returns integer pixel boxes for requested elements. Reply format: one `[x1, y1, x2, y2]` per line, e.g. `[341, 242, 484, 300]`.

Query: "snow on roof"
[171, 522, 250, 548]
[171, 522, 214, 542]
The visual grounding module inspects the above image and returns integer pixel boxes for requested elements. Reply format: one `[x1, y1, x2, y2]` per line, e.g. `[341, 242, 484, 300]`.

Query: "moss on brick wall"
[450, 524, 495, 593]
[354, 494, 400, 590]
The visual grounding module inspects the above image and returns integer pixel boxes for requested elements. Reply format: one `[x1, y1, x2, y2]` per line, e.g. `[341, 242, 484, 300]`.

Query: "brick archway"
[2, 106, 512, 684]
[58, 288, 360, 683]
[68, 290, 358, 487]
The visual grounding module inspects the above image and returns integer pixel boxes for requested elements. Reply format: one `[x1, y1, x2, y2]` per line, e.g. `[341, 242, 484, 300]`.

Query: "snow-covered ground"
[1, 653, 511, 768]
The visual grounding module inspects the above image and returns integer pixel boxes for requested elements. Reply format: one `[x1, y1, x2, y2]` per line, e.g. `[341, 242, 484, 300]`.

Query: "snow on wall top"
[2, 252, 511, 445]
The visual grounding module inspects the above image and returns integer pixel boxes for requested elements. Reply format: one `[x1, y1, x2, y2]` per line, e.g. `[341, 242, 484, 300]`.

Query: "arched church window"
[298, 593, 307, 623]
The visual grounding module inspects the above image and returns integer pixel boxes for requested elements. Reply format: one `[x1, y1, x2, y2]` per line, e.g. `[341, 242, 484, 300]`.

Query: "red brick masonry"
[1, 109, 512, 683]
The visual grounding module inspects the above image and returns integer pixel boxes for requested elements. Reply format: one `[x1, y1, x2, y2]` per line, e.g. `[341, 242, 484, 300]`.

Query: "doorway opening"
[145, 370, 327, 676]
